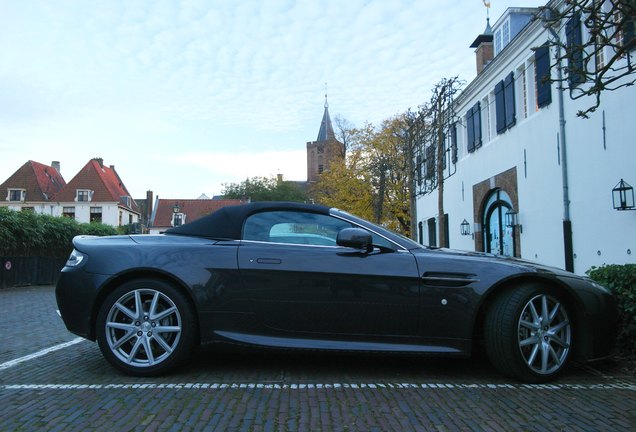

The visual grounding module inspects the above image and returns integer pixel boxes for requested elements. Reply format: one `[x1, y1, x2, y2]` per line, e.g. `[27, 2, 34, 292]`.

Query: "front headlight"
[65, 249, 87, 267]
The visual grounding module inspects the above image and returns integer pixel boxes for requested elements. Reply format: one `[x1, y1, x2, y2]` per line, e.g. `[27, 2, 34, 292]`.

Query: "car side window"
[243, 211, 353, 246]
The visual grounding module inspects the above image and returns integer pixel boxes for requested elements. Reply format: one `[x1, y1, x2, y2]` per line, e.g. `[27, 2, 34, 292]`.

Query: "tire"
[96, 278, 196, 376]
[484, 284, 573, 383]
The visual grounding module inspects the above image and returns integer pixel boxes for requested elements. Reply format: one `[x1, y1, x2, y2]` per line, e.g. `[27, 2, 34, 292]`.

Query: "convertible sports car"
[56, 202, 616, 382]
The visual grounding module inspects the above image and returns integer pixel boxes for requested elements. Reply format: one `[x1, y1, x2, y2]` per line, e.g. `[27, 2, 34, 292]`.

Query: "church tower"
[306, 93, 344, 182]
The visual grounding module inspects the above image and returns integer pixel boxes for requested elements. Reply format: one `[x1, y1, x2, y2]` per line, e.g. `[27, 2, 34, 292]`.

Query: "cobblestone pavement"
[1, 285, 635, 431]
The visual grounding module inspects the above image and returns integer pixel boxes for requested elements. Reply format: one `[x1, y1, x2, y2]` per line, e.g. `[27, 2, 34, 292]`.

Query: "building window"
[8, 189, 25, 202]
[535, 43, 552, 108]
[481, 97, 491, 143]
[62, 207, 75, 219]
[318, 164, 324, 174]
[494, 29, 503, 55]
[526, 59, 538, 114]
[90, 207, 102, 223]
[517, 65, 528, 120]
[173, 213, 183, 227]
[77, 190, 91, 202]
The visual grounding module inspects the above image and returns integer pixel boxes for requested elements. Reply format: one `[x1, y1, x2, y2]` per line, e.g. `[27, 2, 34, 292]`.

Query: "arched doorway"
[483, 189, 516, 257]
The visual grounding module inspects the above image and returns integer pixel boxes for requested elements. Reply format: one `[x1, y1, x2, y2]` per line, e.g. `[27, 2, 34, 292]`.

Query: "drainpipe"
[547, 24, 574, 273]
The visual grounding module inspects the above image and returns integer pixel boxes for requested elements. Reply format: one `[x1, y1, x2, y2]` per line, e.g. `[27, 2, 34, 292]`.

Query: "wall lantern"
[460, 219, 471, 236]
[612, 179, 635, 211]
[505, 209, 522, 233]
[172, 203, 180, 213]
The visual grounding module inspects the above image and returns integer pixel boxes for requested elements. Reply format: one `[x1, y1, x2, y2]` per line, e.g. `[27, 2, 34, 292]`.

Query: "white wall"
[416, 12, 636, 274]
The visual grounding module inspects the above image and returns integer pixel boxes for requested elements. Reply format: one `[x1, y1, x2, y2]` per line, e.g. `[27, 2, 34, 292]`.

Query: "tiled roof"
[0, 160, 66, 202]
[152, 198, 246, 228]
[54, 158, 139, 212]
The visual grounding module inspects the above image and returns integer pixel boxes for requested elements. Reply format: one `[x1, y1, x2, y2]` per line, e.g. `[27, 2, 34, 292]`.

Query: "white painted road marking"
[0, 337, 85, 371]
[1, 382, 635, 391]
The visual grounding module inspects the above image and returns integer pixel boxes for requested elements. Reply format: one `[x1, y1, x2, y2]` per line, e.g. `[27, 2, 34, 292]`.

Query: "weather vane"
[483, 1, 491, 19]
[324, 82, 329, 108]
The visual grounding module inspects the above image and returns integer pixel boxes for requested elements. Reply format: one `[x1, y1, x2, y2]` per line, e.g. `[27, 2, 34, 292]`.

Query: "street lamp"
[173, 203, 180, 213]
[612, 179, 635, 211]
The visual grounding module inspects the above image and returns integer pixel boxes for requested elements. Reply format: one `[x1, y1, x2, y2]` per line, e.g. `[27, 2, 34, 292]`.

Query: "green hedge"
[0, 207, 117, 258]
[587, 264, 636, 356]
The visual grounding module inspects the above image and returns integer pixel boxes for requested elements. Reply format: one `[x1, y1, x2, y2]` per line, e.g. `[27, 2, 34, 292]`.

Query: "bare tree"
[333, 115, 356, 158]
[410, 77, 464, 247]
[538, 0, 635, 117]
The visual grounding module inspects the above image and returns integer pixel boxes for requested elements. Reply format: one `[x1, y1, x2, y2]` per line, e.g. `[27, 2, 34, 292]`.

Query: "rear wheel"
[96, 279, 196, 376]
[485, 284, 573, 383]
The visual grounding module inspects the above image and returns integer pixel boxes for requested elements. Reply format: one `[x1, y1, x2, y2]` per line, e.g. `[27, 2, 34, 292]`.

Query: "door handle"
[256, 258, 282, 265]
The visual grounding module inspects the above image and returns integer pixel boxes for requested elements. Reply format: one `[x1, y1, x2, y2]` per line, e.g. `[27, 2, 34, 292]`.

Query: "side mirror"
[336, 228, 373, 252]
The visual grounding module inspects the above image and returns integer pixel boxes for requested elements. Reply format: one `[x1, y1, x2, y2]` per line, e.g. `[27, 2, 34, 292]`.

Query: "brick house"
[148, 198, 246, 234]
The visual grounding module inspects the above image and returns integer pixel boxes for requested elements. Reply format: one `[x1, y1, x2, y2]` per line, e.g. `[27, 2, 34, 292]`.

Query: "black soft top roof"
[164, 201, 331, 239]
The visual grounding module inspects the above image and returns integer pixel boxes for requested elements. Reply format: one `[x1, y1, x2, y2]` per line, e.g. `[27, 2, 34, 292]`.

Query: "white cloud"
[1, 0, 549, 199]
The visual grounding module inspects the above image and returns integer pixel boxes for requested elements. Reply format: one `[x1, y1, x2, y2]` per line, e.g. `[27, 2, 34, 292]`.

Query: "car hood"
[412, 247, 575, 279]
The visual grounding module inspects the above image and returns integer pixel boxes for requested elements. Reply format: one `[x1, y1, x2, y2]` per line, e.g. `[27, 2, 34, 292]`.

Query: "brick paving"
[1, 285, 635, 431]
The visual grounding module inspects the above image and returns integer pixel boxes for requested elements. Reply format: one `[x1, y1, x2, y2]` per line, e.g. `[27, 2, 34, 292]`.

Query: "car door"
[237, 210, 421, 339]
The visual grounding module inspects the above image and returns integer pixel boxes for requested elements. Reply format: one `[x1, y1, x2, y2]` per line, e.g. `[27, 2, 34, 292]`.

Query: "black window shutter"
[495, 81, 506, 133]
[466, 108, 475, 153]
[450, 123, 458, 164]
[624, 13, 635, 50]
[427, 217, 437, 247]
[473, 102, 482, 149]
[443, 214, 450, 248]
[425, 145, 435, 180]
[535, 43, 552, 108]
[566, 13, 584, 86]
[504, 72, 516, 128]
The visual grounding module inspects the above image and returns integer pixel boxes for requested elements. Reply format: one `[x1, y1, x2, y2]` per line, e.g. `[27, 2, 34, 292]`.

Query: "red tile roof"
[54, 158, 139, 212]
[0, 160, 66, 202]
[152, 198, 246, 228]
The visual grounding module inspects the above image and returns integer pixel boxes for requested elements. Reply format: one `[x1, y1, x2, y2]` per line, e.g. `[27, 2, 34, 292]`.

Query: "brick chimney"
[470, 19, 494, 75]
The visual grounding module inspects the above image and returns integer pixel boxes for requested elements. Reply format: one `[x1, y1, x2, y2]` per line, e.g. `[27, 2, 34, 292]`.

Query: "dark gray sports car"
[56, 202, 616, 382]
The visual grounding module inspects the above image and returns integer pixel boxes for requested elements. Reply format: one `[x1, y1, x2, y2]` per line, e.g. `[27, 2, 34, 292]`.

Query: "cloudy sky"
[1, 0, 546, 199]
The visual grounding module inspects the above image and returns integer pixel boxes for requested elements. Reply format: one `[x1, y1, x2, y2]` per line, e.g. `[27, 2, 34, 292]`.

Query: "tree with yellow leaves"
[312, 114, 413, 236]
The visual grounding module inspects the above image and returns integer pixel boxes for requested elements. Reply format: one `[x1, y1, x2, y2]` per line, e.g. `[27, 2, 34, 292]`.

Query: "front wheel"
[96, 279, 196, 376]
[485, 284, 573, 383]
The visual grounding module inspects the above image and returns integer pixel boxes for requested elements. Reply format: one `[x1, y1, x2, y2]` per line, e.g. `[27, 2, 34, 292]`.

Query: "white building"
[415, 0, 635, 275]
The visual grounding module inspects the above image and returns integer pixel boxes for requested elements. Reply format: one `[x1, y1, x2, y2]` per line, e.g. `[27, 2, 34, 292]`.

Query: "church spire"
[316, 83, 335, 141]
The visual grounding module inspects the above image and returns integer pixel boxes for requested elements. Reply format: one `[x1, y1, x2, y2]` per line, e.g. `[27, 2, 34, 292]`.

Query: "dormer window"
[76, 190, 92, 202]
[173, 213, 185, 227]
[120, 195, 132, 207]
[7, 189, 26, 202]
